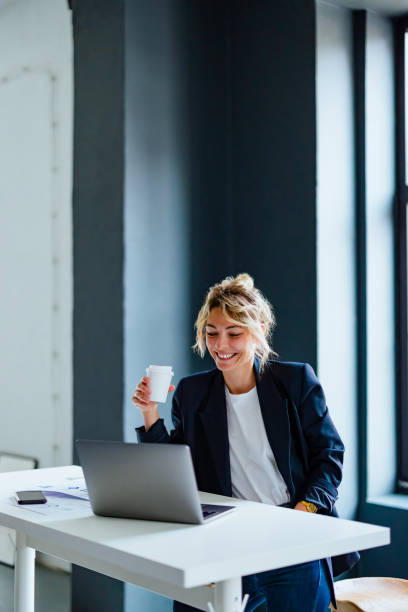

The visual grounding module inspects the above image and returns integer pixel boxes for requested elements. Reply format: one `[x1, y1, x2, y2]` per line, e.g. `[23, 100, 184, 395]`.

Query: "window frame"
[394, 16, 408, 491]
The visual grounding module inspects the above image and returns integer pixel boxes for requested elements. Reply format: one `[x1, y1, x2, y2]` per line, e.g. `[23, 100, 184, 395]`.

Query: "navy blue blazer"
[136, 358, 359, 603]
[137, 358, 343, 509]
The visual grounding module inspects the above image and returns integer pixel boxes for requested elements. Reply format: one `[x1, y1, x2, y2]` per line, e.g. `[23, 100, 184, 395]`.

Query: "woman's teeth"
[217, 353, 235, 361]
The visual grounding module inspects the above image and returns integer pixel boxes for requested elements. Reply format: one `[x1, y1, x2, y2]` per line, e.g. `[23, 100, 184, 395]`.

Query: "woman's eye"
[206, 332, 241, 337]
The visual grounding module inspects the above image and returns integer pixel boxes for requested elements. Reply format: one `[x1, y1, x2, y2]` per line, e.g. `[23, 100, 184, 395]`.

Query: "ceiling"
[0, 0, 406, 18]
[329, 0, 408, 16]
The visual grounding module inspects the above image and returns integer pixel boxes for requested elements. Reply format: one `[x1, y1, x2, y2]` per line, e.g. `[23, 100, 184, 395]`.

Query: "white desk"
[0, 466, 389, 612]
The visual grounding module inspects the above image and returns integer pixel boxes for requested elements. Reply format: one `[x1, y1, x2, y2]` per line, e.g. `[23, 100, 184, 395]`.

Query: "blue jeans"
[173, 559, 331, 612]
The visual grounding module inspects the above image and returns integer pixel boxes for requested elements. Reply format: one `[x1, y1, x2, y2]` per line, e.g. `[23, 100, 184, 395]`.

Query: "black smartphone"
[15, 490, 47, 505]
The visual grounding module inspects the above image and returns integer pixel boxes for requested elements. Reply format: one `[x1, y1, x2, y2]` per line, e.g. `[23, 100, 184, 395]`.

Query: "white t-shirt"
[225, 385, 290, 506]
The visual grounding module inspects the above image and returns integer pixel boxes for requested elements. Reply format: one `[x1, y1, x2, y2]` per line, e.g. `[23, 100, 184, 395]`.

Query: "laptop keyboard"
[200, 504, 213, 517]
[200, 503, 234, 519]
[202, 509, 216, 518]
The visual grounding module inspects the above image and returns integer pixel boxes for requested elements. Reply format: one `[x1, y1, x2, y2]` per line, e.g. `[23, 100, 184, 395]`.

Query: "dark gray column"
[71, 0, 124, 610]
[185, 0, 318, 371]
[228, 0, 317, 367]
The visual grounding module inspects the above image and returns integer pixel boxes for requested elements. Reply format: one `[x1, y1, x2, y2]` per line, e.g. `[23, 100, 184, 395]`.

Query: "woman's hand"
[132, 377, 175, 431]
[294, 502, 309, 512]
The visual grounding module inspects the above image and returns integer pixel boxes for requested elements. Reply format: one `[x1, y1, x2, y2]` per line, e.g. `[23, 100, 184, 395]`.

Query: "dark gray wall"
[71, 0, 125, 609]
[185, 0, 231, 369]
[359, 503, 408, 578]
[124, 0, 228, 439]
[228, 0, 317, 366]
[125, 0, 319, 388]
[188, 0, 317, 372]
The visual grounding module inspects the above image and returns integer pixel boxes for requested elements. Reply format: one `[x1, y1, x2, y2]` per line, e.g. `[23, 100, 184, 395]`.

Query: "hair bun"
[234, 273, 254, 290]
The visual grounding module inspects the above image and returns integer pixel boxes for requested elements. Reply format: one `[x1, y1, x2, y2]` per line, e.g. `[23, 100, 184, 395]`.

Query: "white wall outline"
[0, 66, 65, 466]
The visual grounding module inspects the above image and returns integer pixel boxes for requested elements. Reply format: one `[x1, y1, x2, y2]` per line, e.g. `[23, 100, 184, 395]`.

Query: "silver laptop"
[76, 440, 235, 524]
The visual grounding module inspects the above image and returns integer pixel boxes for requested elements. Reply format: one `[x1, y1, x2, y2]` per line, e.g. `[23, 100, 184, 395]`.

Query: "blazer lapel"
[254, 358, 295, 498]
[198, 370, 232, 496]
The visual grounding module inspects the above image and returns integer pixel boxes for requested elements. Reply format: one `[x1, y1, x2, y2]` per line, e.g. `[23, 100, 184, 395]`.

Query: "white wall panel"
[0, 72, 55, 465]
[0, 0, 73, 470]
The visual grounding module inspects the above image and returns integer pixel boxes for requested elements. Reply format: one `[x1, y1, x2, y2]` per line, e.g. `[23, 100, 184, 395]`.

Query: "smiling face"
[205, 307, 256, 376]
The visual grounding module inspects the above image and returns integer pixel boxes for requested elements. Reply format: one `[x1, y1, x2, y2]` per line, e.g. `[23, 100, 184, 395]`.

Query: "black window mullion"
[394, 17, 408, 489]
[353, 10, 368, 509]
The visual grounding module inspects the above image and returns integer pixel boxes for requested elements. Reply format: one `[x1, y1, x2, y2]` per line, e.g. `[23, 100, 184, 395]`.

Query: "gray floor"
[0, 562, 70, 612]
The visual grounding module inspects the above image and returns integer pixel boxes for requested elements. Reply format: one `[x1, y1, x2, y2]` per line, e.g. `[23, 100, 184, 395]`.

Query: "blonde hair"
[193, 273, 278, 374]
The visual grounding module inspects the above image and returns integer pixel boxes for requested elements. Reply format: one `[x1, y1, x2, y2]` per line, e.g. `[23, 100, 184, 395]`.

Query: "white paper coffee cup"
[146, 365, 174, 403]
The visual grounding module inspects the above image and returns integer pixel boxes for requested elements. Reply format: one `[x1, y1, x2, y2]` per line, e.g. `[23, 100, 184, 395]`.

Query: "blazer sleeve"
[298, 363, 344, 512]
[135, 380, 185, 444]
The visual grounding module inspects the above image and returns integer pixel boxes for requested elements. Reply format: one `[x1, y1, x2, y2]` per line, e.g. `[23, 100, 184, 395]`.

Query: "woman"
[132, 273, 355, 611]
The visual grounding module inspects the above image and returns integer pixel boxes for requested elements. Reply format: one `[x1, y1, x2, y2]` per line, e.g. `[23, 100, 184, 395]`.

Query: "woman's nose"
[215, 336, 229, 350]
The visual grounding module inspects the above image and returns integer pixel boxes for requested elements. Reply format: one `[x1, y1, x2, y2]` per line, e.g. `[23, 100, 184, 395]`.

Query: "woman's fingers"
[133, 396, 153, 410]
[140, 377, 150, 390]
[132, 377, 174, 409]
[132, 379, 151, 406]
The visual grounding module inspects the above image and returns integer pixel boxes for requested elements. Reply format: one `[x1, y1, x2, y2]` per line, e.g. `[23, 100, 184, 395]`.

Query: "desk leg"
[14, 532, 35, 612]
[212, 577, 242, 612]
